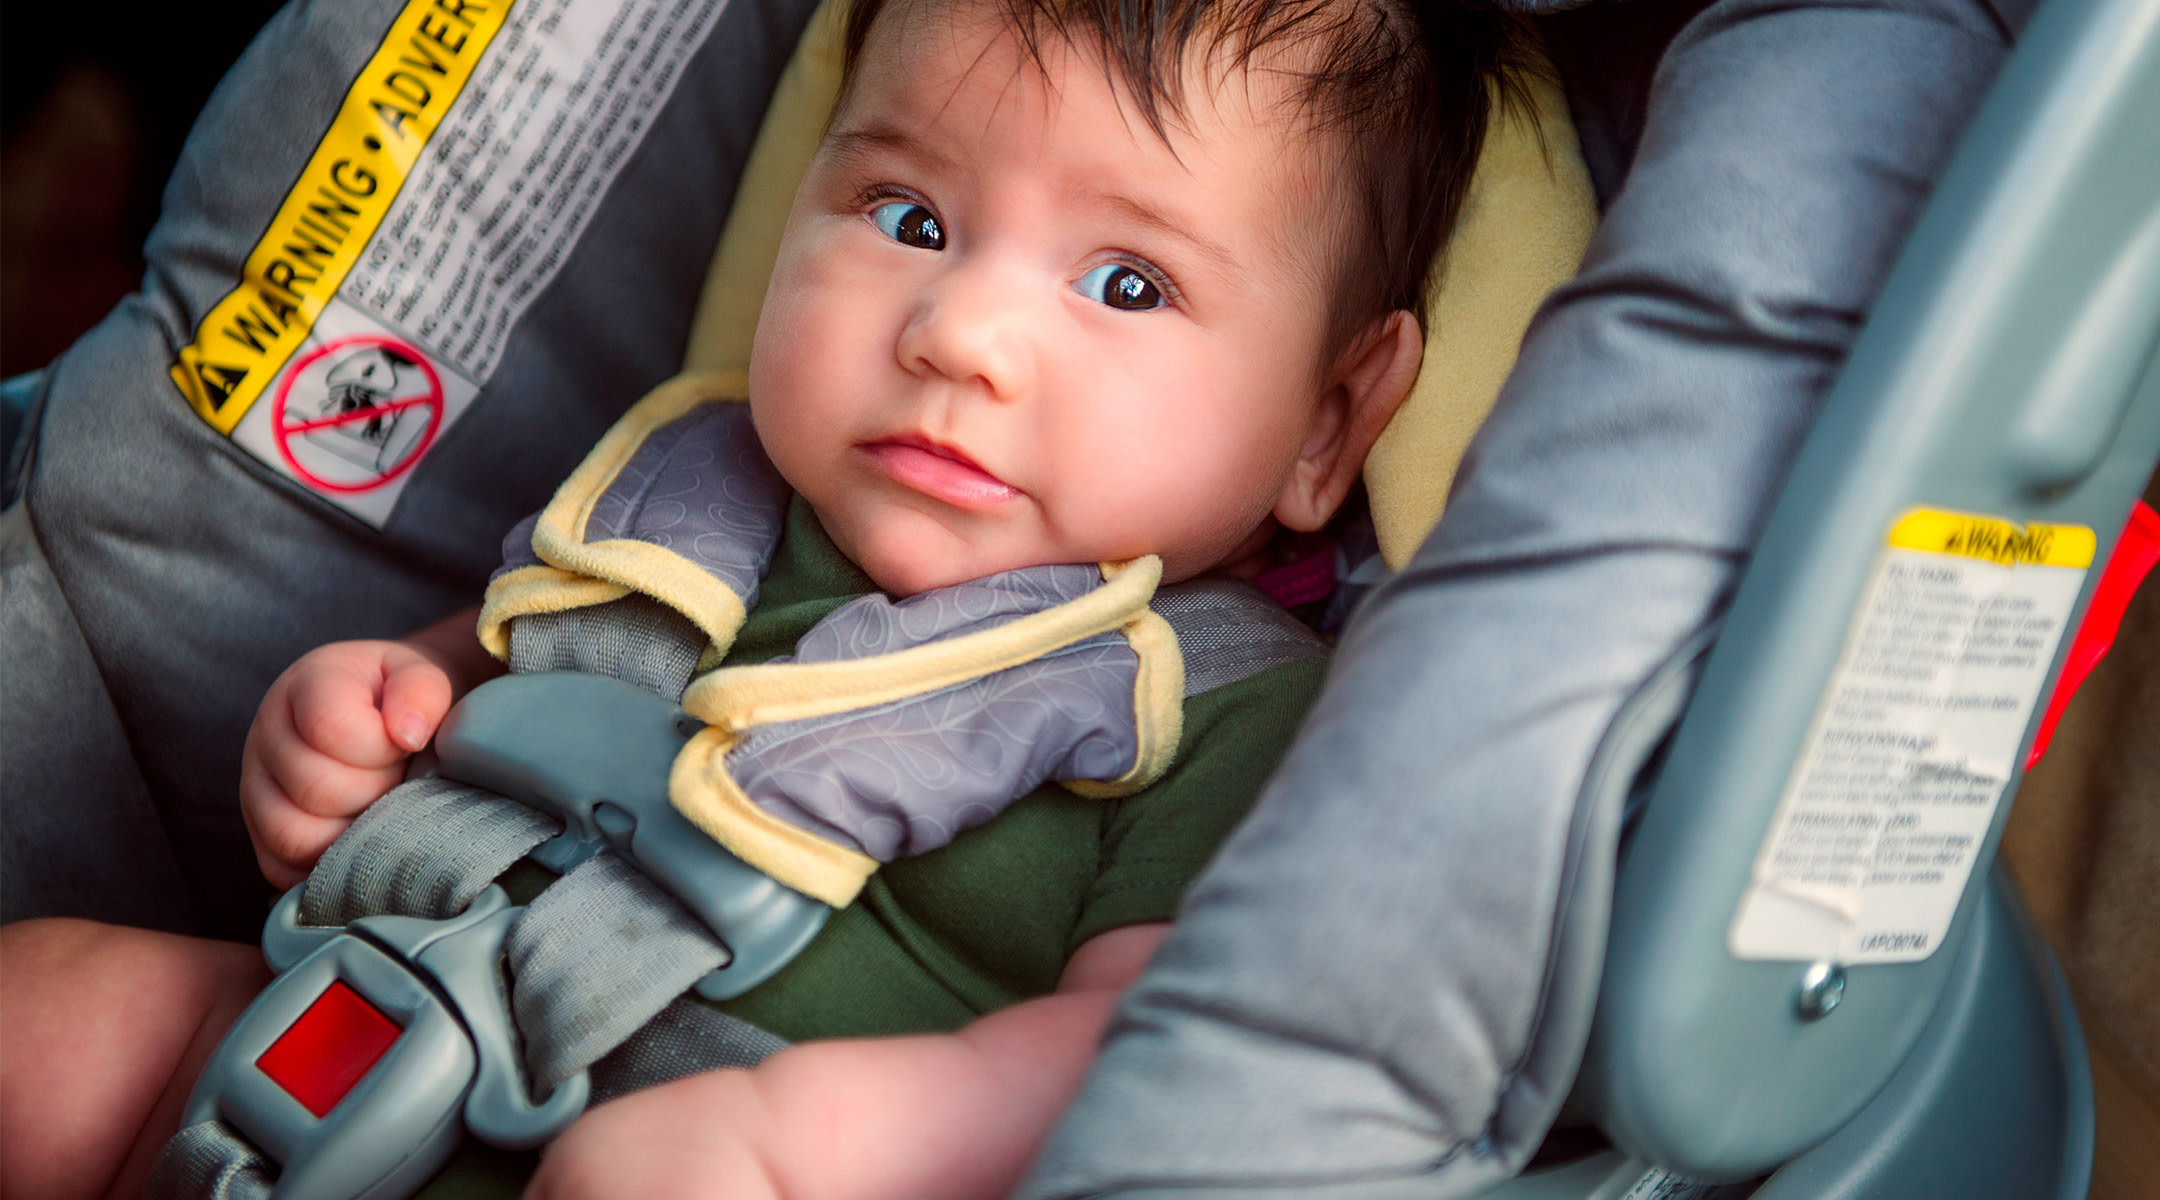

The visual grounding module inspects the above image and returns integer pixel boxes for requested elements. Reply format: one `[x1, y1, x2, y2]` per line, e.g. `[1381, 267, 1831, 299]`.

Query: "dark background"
[2, 0, 285, 375]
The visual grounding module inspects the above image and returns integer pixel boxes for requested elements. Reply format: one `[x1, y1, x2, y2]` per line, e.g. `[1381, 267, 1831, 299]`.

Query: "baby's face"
[749, 3, 1347, 595]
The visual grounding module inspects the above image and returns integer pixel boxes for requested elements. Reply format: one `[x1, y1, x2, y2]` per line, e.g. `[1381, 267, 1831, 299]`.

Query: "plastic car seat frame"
[1494, 0, 2159, 1193]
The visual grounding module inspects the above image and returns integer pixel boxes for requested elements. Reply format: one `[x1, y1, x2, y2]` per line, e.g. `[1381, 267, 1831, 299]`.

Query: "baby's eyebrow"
[1091, 192, 1238, 278]
[824, 122, 952, 172]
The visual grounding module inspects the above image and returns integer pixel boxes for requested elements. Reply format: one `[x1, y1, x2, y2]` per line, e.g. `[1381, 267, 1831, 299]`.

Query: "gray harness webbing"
[510, 595, 705, 702]
[1154, 578, 1330, 696]
[588, 996, 790, 1105]
[300, 779, 558, 926]
[507, 851, 731, 1087]
[151, 1123, 275, 1200]
[147, 610, 767, 1200]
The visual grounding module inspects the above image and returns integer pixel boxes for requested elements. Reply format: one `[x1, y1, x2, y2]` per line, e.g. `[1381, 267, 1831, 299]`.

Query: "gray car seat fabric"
[1017, 0, 2040, 1196]
[4, 0, 824, 937]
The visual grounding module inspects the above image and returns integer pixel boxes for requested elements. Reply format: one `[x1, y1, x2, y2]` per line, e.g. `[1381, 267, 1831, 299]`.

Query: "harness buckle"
[185, 887, 588, 1200]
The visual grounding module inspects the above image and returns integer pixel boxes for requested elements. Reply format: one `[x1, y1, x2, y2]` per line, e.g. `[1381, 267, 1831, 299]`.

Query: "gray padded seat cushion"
[8, 0, 825, 936]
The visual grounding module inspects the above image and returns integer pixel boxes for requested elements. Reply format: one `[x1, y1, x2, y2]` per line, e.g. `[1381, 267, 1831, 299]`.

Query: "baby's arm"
[240, 605, 501, 887]
[528, 921, 1171, 1200]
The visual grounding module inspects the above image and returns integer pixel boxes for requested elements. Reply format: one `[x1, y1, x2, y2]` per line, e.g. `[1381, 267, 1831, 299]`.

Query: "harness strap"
[506, 851, 731, 1088]
[155, 568, 1325, 1199]
[301, 778, 559, 926]
[587, 997, 790, 1105]
[295, 779, 738, 1090]
[510, 594, 706, 700]
[1154, 577, 1330, 696]
[146, 1122, 275, 1200]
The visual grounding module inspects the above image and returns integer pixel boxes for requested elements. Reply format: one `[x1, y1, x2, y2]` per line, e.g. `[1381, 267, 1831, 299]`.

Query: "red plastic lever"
[256, 980, 404, 1118]
[2027, 500, 2160, 769]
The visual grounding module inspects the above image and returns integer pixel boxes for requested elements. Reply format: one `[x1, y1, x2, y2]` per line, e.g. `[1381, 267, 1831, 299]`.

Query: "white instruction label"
[175, 0, 730, 526]
[340, 0, 725, 383]
[1730, 508, 2094, 964]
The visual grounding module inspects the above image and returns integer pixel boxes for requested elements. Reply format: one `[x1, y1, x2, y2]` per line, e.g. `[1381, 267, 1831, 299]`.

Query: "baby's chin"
[819, 501, 1255, 596]
[845, 531, 1061, 597]
[824, 508, 1096, 597]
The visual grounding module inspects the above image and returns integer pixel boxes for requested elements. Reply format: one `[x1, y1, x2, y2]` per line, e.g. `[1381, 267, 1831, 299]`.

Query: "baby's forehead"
[844, 3, 1347, 233]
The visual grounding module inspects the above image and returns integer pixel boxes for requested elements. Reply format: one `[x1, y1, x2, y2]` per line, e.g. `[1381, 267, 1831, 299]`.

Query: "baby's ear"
[1274, 311, 1423, 532]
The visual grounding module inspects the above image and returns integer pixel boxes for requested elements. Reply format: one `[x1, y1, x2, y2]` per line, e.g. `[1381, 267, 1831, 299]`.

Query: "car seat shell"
[1585, 0, 2159, 1176]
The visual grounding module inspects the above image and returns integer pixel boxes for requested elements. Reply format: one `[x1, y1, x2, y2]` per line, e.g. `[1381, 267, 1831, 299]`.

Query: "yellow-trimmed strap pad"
[670, 559, 1180, 906]
[479, 370, 786, 661]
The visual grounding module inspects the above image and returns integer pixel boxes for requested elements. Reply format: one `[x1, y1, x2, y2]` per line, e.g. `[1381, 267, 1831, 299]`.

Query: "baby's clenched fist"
[239, 640, 456, 888]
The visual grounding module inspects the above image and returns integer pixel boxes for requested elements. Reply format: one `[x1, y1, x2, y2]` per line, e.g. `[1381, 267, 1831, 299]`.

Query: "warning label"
[172, 0, 512, 432]
[1730, 508, 2095, 965]
[170, 0, 731, 525]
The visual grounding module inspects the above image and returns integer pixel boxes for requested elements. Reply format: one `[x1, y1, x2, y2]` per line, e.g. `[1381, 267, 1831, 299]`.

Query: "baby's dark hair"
[839, 0, 1533, 356]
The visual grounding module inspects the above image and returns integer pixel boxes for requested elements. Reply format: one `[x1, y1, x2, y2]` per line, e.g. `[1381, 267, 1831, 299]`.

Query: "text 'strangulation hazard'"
[1729, 508, 2094, 965]
[170, 0, 729, 526]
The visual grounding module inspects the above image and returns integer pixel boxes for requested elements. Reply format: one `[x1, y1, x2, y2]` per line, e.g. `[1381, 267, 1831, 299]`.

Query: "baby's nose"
[894, 261, 1036, 402]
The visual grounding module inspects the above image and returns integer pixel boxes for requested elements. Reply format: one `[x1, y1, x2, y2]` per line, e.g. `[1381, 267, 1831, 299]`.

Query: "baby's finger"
[258, 704, 403, 820]
[248, 801, 351, 889]
[287, 656, 407, 769]
[238, 755, 354, 888]
[379, 649, 454, 753]
[270, 750, 402, 825]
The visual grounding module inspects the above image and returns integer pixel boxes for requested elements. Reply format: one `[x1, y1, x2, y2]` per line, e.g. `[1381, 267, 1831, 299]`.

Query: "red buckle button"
[256, 981, 403, 1117]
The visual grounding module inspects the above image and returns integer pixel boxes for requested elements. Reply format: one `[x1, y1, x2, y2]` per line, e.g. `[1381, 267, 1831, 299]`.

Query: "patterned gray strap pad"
[491, 399, 1328, 866]
[494, 403, 790, 612]
[725, 569, 1331, 862]
[724, 565, 1143, 861]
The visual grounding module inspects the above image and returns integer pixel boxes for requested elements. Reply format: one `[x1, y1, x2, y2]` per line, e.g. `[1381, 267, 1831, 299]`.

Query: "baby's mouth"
[859, 433, 1021, 510]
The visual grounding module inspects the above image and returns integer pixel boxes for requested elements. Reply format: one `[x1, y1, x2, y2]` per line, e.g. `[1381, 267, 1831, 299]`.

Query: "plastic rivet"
[1795, 961, 1846, 1022]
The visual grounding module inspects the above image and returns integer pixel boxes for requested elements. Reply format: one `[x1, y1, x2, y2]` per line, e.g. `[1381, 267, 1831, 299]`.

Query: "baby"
[0, 0, 1516, 1195]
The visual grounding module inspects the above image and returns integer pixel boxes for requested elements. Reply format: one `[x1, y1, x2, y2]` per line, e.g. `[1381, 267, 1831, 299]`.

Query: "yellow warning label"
[171, 0, 513, 433]
[1888, 507, 2095, 569]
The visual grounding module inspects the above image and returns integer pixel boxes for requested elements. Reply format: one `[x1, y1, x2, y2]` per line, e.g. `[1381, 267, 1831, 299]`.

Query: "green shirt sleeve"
[1069, 656, 1330, 952]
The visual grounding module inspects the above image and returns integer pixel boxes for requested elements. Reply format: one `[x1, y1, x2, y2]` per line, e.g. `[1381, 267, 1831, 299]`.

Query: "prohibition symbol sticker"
[272, 335, 445, 494]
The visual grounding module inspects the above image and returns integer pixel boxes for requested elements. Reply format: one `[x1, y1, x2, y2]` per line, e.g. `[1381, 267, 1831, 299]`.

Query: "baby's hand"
[240, 640, 455, 889]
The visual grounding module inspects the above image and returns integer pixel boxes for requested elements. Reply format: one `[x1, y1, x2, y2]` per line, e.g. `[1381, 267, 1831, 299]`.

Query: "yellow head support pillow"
[681, 0, 1597, 570]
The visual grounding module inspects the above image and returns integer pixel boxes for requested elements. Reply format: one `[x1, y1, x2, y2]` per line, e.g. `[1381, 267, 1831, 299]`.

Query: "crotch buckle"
[183, 887, 588, 1200]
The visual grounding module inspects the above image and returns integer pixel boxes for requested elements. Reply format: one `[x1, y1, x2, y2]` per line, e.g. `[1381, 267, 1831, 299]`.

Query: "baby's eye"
[869, 201, 944, 250]
[1075, 264, 1166, 311]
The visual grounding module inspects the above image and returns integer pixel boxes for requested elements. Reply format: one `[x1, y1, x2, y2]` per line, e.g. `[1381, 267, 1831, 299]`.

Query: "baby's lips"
[862, 439, 1022, 510]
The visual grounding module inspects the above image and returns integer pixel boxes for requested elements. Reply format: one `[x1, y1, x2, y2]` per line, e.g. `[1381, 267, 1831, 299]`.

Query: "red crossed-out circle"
[272, 334, 445, 494]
